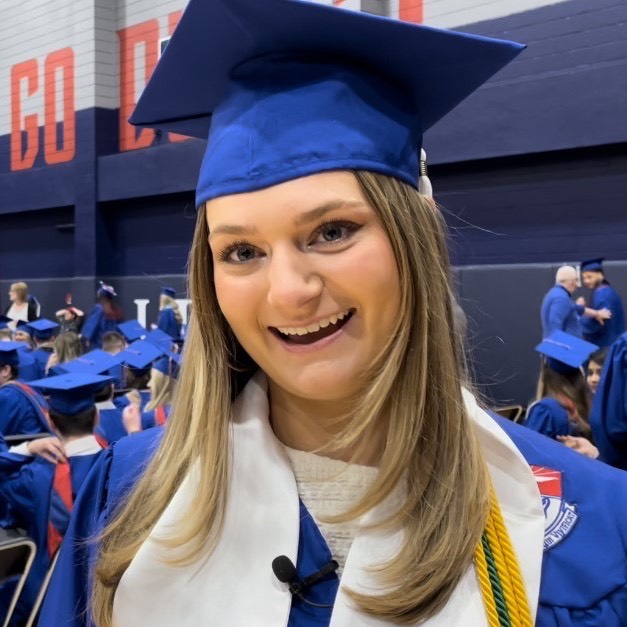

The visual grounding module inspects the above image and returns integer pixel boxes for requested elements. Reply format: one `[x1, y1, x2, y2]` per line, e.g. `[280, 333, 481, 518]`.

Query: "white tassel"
[418, 148, 433, 197]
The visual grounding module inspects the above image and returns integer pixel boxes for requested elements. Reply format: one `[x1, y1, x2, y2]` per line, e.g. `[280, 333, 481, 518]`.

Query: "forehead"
[204, 171, 367, 227]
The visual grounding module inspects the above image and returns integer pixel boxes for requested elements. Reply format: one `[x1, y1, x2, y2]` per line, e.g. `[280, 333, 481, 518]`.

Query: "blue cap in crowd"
[145, 329, 175, 351]
[98, 281, 117, 298]
[580, 258, 604, 273]
[117, 320, 147, 342]
[129, 0, 524, 206]
[30, 373, 113, 416]
[116, 340, 166, 370]
[0, 342, 23, 368]
[161, 287, 176, 298]
[0, 315, 12, 330]
[536, 331, 599, 374]
[60, 349, 120, 376]
[26, 319, 60, 341]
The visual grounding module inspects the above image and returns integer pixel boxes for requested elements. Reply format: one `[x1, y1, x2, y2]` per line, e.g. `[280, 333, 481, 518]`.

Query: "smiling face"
[581, 270, 603, 290]
[206, 171, 401, 403]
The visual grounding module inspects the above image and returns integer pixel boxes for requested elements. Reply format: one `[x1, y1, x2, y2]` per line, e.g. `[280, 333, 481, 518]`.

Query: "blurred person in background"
[4, 282, 38, 328]
[82, 283, 124, 350]
[156, 287, 183, 341]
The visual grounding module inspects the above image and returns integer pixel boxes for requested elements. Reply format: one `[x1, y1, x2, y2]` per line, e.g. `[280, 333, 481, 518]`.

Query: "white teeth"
[276, 310, 351, 336]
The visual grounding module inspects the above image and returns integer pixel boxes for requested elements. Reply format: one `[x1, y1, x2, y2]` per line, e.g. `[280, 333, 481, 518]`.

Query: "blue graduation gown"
[81, 305, 120, 350]
[590, 332, 627, 469]
[157, 308, 181, 341]
[94, 407, 127, 447]
[1, 453, 102, 625]
[141, 405, 172, 430]
[525, 398, 573, 440]
[581, 284, 626, 347]
[30, 347, 54, 379]
[39, 421, 627, 626]
[540, 285, 583, 338]
[0, 382, 49, 436]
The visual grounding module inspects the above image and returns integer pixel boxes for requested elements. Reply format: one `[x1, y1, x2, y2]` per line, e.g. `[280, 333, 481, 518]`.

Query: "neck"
[61, 433, 92, 445]
[267, 380, 382, 465]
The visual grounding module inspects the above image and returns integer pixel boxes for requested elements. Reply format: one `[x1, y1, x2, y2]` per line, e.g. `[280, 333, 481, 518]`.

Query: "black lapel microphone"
[272, 555, 339, 609]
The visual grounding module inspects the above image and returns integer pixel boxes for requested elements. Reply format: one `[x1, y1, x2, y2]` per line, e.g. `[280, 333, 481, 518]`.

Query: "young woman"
[586, 347, 608, 396]
[155, 288, 183, 341]
[141, 357, 176, 429]
[46, 331, 84, 373]
[40, 1, 627, 625]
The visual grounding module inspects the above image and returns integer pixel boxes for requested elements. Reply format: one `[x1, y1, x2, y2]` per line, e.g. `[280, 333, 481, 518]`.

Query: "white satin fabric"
[113, 374, 544, 626]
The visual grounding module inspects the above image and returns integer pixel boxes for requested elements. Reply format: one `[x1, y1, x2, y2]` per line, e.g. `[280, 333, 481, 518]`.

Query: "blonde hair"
[92, 172, 490, 624]
[52, 332, 82, 365]
[10, 282, 28, 303]
[159, 294, 183, 324]
[145, 368, 175, 412]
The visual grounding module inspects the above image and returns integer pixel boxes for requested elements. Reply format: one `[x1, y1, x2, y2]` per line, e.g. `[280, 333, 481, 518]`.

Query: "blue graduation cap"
[145, 329, 175, 351]
[581, 258, 604, 273]
[0, 315, 12, 330]
[30, 373, 113, 416]
[117, 320, 147, 342]
[98, 281, 117, 298]
[130, 0, 524, 205]
[0, 342, 22, 367]
[15, 321, 32, 335]
[535, 331, 599, 374]
[116, 340, 166, 370]
[161, 287, 176, 298]
[60, 349, 120, 376]
[26, 318, 60, 341]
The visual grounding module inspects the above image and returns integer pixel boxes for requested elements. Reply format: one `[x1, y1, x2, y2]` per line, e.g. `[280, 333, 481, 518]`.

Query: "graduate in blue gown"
[525, 331, 598, 443]
[156, 288, 183, 341]
[0, 373, 106, 625]
[26, 319, 60, 379]
[37, 1, 627, 625]
[0, 343, 50, 437]
[81, 283, 124, 350]
[579, 258, 626, 347]
[590, 332, 627, 469]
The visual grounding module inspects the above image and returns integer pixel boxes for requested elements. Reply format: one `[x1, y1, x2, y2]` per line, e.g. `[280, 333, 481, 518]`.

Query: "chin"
[272, 365, 364, 402]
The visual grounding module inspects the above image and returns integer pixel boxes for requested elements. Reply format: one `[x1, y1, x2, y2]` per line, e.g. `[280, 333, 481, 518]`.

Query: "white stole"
[113, 375, 544, 626]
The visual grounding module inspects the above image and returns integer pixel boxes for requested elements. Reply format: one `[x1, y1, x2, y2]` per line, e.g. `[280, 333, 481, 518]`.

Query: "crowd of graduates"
[1, 259, 627, 623]
[0, 283, 183, 625]
[522, 258, 627, 468]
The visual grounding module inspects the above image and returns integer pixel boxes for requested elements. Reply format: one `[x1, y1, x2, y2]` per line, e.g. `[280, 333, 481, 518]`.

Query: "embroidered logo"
[531, 465, 578, 551]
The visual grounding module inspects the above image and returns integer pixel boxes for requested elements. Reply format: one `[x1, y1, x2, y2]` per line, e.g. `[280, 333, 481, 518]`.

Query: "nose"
[266, 246, 323, 313]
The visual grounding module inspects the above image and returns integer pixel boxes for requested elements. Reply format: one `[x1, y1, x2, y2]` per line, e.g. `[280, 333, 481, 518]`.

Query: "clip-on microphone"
[272, 555, 339, 609]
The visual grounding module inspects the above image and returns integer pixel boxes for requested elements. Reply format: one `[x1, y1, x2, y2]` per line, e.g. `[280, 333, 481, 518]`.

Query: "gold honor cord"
[474, 486, 534, 627]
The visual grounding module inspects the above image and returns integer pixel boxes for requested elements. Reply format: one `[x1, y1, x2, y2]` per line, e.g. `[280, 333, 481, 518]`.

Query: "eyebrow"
[209, 200, 366, 239]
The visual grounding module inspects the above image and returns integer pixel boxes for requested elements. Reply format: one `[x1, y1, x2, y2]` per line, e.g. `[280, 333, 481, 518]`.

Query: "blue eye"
[218, 242, 258, 264]
[312, 220, 360, 245]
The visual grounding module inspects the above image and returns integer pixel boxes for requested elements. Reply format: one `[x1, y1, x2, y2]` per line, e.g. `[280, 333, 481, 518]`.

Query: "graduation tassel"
[418, 149, 433, 198]
[474, 485, 533, 627]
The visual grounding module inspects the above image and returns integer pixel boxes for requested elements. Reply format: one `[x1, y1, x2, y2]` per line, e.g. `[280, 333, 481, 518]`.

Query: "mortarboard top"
[580, 258, 604, 273]
[98, 281, 117, 298]
[26, 318, 60, 341]
[0, 342, 23, 367]
[117, 340, 167, 370]
[130, 0, 524, 205]
[535, 331, 599, 374]
[161, 287, 176, 298]
[145, 329, 175, 352]
[60, 349, 120, 376]
[117, 320, 147, 342]
[30, 373, 113, 416]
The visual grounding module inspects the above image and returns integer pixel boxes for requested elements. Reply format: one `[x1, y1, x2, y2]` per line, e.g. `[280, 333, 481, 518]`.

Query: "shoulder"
[106, 428, 165, 509]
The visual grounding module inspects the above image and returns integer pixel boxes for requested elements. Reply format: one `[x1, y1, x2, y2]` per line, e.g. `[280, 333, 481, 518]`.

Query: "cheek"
[214, 271, 262, 336]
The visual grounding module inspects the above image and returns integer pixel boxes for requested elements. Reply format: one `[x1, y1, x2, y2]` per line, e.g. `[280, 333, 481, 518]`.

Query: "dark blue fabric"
[581, 284, 625, 347]
[525, 398, 572, 440]
[497, 416, 627, 625]
[541, 285, 582, 338]
[30, 347, 53, 380]
[81, 305, 120, 350]
[590, 332, 627, 469]
[0, 453, 101, 625]
[94, 407, 126, 446]
[38, 418, 627, 626]
[156, 309, 181, 341]
[0, 383, 49, 436]
[141, 405, 171, 430]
